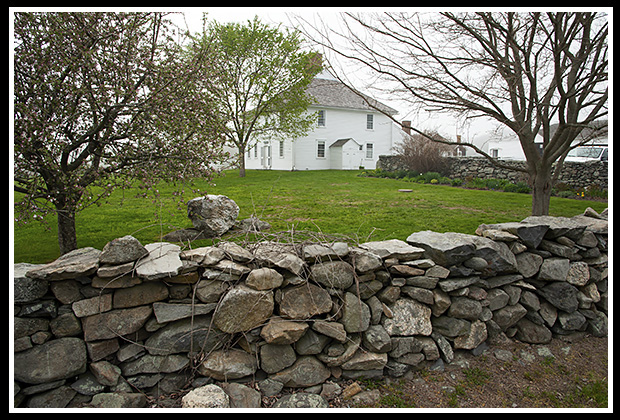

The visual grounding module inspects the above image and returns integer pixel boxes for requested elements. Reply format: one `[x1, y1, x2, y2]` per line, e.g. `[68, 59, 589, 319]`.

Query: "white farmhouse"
[244, 70, 401, 171]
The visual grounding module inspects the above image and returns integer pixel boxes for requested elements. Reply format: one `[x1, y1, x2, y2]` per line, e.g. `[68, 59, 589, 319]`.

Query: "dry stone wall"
[377, 155, 609, 190]
[13, 209, 608, 408]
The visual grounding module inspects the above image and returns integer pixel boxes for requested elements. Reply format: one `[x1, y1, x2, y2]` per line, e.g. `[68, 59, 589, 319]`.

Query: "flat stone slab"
[135, 242, 183, 280]
[360, 239, 424, 260]
[26, 247, 101, 281]
[406, 231, 476, 266]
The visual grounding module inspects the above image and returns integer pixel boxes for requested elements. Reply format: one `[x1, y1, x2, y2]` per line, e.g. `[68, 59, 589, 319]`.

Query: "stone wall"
[13, 210, 608, 408]
[377, 155, 609, 190]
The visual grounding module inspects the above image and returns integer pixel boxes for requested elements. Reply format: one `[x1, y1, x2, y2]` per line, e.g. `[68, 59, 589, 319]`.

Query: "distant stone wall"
[377, 155, 609, 189]
[13, 210, 608, 408]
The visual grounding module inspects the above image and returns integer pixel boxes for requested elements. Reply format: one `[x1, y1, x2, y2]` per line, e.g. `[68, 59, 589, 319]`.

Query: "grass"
[13, 169, 608, 264]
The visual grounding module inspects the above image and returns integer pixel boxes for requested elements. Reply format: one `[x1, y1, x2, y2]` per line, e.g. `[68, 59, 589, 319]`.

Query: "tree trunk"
[530, 166, 553, 216]
[238, 145, 246, 178]
[56, 202, 78, 255]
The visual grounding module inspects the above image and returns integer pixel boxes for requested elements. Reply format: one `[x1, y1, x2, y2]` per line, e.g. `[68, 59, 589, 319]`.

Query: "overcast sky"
[169, 7, 506, 147]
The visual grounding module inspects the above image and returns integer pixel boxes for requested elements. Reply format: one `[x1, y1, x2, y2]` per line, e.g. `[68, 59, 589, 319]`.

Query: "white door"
[261, 143, 272, 169]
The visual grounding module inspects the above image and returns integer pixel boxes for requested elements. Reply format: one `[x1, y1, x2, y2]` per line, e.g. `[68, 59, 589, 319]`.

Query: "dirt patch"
[336, 333, 609, 409]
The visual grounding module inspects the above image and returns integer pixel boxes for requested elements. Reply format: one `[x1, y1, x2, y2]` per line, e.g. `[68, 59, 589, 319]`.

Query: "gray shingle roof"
[307, 78, 398, 115]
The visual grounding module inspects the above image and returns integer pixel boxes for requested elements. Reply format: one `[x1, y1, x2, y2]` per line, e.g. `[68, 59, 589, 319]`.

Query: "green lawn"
[13, 169, 608, 264]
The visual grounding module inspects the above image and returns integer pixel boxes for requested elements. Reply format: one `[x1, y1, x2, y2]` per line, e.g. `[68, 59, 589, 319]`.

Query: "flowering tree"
[13, 12, 227, 255]
[191, 17, 322, 177]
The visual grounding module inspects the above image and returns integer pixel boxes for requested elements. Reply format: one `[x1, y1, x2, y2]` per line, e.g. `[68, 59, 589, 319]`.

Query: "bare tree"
[297, 11, 608, 215]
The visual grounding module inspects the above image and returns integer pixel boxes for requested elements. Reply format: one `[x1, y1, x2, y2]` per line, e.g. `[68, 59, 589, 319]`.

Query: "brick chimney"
[402, 121, 411, 135]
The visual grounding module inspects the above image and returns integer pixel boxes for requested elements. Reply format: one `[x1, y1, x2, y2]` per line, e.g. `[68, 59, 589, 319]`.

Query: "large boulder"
[187, 195, 239, 237]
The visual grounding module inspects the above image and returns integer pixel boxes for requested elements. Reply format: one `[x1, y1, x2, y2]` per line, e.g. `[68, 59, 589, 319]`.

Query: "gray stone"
[120, 354, 189, 376]
[453, 320, 487, 350]
[217, 241, 254, 263]
[14, 338, 87, 384]
[522, 215, 586, 240]
[260, 317, 309, 344]
[477, 222, 549, 248]
[99, 235, 148, 265]
[220, 382, 262, 408]
[259, 344, 297, 374]
[515, 252, 544, 278]
[26, 386, 77, 408]
[135, 242, 183, 281]
[362, 324, 392, 353]
[469, 236, 518, 274]
[213, 285, 274, 333]
[26, 247, 101, 281]
[538, 282, 580, 313]
[492, 303, 528, 330]
[514, 317, 552, 344]
[246, 267, 284, 290]
[539, 240, 576, 259]
[113, 281, 169, 309]
[145, 315, 226, 356]
[198, 349, 257, 380]
[341, 350, 388, 370]
[14, 263, 48, 303]
[72, 294, 113, 318]
[312, 320, 347, 342]
[382, 298, 432, 336]
[431, 316, 471, 337]
[349, 247, 384, 273]
[311, 260, 355, 289]
[187, 195, 239, 237]
[279, 283, 332, 319]
[49, 312, 82, 337]
[89, 392, 148, 408]
[566, 261, 591, 286]
[486, 288, 510, 311]
[438, 276, 480, 293]
[447, 297, 483, 320]
[557, 311, 587, 331]
[270, 356, 331, 388]
[179, 246, 225, 266]
[14, 317, 47, 340]
[360, 239, 425, 260]
[294, 329, 331, 355]
[303, 242, 349, 261]
[182, 384, 230, 408]
[537, 258, 570, 281]
[273, 393, 329, 408]
[431, 332, 454, 363]
[253, 242, 306, 275]
[341, 292, 371, 333]
[152, 302, 216, 323]
[406, 231, 476, 266]
[194, 279, 227, 303]
[81, 305, 152, 342]
[71, 372, 106, 395]
[89, 360, 122, 387]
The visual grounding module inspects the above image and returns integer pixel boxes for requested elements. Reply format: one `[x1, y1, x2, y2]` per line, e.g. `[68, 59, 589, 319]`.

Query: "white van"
[565, 145, 608, 162]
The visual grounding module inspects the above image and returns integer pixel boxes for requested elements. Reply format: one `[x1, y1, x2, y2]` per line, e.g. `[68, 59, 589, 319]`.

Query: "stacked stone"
[376, 155, 609, 190]
[13, 210, 608, 408]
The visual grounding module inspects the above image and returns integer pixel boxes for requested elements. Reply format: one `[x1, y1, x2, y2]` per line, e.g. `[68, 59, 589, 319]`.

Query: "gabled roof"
[307, 77, 398, 115]
[329, 138, 361, 148]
